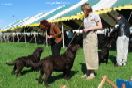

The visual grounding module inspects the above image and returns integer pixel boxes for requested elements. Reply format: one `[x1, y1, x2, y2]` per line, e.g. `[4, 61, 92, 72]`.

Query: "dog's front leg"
[11, 65, 16, 75]
[15, 65, 23, 76]
[38, 74, 43, 84]
[43, 74, 50, 87]
[64, 74, 71, 80]
[15, 69, 22, 76]
[63, 69, 71, 80]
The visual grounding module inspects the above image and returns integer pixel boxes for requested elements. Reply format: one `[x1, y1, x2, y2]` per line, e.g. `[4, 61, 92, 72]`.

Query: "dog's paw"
[64, 76, 70, 80]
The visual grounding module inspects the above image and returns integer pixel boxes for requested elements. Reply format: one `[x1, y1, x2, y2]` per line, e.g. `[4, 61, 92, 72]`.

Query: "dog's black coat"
[98, 44, 110, 64]
[6, 47, 43, 76]
[98, 29, 118, 64]
[37, 44, 79, 86]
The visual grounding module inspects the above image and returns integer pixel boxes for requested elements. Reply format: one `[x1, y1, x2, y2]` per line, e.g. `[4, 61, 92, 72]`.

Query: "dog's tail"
[6, 61, 16, 66]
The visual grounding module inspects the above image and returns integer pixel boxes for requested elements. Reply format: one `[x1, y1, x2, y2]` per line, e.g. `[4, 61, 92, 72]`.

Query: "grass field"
[0, 42, 132, 88]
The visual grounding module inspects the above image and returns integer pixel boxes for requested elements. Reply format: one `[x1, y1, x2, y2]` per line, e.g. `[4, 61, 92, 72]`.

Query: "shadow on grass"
[109, 55, 116, 65]
[80, 63, 86, 75]
[80, 55, 116, 74]
[36, 71, 78, 85]
[48, 71, 78, 84]
[21, 69, 36, 75]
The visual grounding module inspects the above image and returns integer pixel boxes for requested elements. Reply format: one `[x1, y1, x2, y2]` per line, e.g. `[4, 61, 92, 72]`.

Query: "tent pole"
[62, 22, 65, 48]
[45, 30, 48, 47]
[24, 30, 26, 43]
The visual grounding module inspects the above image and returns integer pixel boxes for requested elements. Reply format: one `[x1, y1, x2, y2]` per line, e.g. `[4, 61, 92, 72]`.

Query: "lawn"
[0, 42, 132, 88]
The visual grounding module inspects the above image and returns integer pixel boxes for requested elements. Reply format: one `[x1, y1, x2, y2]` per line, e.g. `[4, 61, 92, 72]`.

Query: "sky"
[0, 0, 80, 29]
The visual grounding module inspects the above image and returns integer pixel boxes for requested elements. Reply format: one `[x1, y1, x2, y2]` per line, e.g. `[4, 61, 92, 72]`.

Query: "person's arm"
[83, 21, 102, 33]
[50, 23, 61, 38]
[90, 20, 103, 30]
[114, 23, 120, 31]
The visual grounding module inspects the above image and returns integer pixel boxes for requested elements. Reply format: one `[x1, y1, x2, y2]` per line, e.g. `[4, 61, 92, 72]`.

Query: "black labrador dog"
[98, 43, 110, 64]
[6, 47, 43, 76]
[98, 29, 118, 64]
[36, 44, 79, 86]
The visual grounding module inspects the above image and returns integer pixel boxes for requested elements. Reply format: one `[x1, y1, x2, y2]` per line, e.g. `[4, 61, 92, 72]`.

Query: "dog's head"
[36, 47, 44, 52]
[33, 47, 44, 58]
[64, 44, 80, 62]
[68, 44, 80, 52]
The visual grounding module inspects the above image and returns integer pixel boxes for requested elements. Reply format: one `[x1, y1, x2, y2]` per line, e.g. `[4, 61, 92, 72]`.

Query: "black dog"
[98, 28, 118, 64]
[108, 29, 118, 46]
[6, 47, 43, 76]
[98, 43, 110, 64]
[36, 44, 79, 86]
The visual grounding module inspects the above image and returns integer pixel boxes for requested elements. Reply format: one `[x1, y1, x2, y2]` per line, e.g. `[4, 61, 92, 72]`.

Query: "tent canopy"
[29, 0, 132, 26]
[48, 0, 132, 22]
[2, 0, 132, 31]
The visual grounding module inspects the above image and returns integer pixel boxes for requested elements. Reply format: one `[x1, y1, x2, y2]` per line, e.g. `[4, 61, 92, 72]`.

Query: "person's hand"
[83, 28, 92, 33]
[83, 29, 88, 33]
[115, 24, 119, 29]
[47, 35, 53, 38]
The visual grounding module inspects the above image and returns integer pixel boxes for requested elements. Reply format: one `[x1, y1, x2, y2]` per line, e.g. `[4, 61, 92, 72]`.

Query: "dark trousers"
[51, 41, 62, 56]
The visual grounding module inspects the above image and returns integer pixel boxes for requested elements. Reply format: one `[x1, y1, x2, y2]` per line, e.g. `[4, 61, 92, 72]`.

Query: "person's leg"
[56, 41, 62, 55]
[122, 36, 129, 66]
[87, 70, 95, 76]
[86, 70, 91, 76]
[116, 37, 124, 66]
[51, 44, 55, 56]
[50, 39, 56, 56]
[88, 33, 98, 75]
[52, 41, 62, 56]
[86, 70, 96, 80]
[86, 33, 98, 80]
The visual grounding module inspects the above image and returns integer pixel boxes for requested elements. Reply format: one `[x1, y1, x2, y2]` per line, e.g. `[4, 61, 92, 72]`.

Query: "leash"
[68, 22, 83, 47]
[128, 11, 132, 22]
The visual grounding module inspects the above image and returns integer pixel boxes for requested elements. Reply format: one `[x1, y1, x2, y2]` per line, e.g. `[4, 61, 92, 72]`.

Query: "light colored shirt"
[83, 12, 101, 30]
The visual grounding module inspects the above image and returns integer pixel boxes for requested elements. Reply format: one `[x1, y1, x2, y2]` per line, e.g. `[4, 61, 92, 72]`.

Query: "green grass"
[0, 42, 132, 88]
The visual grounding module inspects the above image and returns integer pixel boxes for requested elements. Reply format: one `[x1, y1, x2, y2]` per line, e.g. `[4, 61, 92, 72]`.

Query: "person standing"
[66, 29, 74, 46]
[40, 20, 62, 56]
[81, 3, 103, 80]
[115, 14, 130, 66]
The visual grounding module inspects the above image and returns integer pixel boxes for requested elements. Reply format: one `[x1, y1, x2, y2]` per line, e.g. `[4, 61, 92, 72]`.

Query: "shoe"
[86, 73, 95, 80]
[86, 75, 95, 80]
[81, 74, 87, 78]
[122, 63, 126, 66]
[114, 63, 123, 67]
